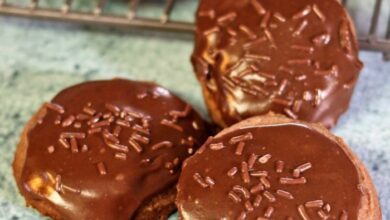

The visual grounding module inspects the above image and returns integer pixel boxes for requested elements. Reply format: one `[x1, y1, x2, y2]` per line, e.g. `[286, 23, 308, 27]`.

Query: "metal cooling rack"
[0, 0, 389, 60]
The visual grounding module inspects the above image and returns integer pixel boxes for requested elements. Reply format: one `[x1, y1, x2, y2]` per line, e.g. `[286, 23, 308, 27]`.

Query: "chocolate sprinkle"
[169, 104, 192, 119]
[312, 4, 326, 21]
[160, 119, 184, 132]
[58, 138, 70, 149]
[260, 11, 271, 29]
[205, 176, 216, 187]
[245, 201, 254, 212]
[115, 119, 130, 127]
[273, 12, 286, 22]
[113, 125, 121, 137]
[275, 160, 284, 173]
[128, 139, 142, 153]
[241, 162, 251, 183]
[88, 127, 102, 134]
[258, 154, 272, 164]
[62, 115, 75, 127]
[132, 124, 150, 135]
[280, 177, 307, 185]
[55, 175, 62, 192]
[70, 137, 78, 153]
[105, 103, 120, 115]
[264, 206, 274, 218]
[292, 5, 311, 20]
[248, 153, 258, 169]
[103, 129, 119, 144]
[91, 120, 111, 128]
[96, 162, 107, 175]
[73, 122, 82, 129]
[210, 142, 226, 150]
[276, 189, 294, 200]
[233, 185, 250, 199]
[229, 132, 253, 144]
[229, 191, 242, 203]
[193, 173, 209, 188]
[293, 162, 312, 177]
[260, 176, 271, 189]
[217, 12, 237, 25]
[235, 142, 246, 155]
[60, 132, 86, 139]
[253, 194, 263, 207]
[250, 0, 265, 15]
[131, 133, 150, 145]
[151, 141, 173, 151]
[305, 200, 324, 208]
[250, 183, 264, 194]
[317, 210, 329, 219]
[250, 170, 268, 177]
[263, 191, 276, 202]
[239, 25, 257, 40]
[298, 205, 311, 220]
[284, 108, 298, 119]
[45, 102, 65, 114]
[198, 9, 215, 19]
[227, 167, 238, 177]
[83, 106, 96, 116]
[106, 142, 129, 153]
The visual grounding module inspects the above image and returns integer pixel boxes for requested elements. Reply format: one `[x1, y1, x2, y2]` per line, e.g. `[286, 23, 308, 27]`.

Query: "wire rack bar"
[0, 0, 389, 60]
[0, 3, 194, 32]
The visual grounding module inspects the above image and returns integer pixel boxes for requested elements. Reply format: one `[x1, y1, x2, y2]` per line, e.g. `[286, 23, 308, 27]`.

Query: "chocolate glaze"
[192, 0, 363, 128]
[177, 123, 363, 219]
[17, 79, 208, 219]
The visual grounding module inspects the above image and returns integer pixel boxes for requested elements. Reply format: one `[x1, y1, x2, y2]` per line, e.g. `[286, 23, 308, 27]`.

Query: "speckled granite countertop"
[0, 0, 389, 219]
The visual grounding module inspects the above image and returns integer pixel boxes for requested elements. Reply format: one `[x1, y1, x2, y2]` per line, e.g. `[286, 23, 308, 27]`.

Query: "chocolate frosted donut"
[176, 115, 381, 220]
[192, 0, 363, 128]
[13, 79, 208, 220]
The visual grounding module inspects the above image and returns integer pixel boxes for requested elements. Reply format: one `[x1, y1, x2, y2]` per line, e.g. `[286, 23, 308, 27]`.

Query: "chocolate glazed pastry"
[192, 0, 363, 128]
[13, 79, 208, 220]
[176, 115, 381, 220]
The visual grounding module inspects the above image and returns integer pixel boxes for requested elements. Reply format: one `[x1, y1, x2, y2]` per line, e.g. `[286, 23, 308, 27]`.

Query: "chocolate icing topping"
[18, 79, 208, 219]
[192, 0, 363, 128]
[177, 123, 363, 219]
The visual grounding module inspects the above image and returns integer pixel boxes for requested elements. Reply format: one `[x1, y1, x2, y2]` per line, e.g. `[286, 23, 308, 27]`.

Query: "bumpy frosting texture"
[177, 124, 363, 219]
[192, 0, 363, 128]
[18, 79, 208, 219]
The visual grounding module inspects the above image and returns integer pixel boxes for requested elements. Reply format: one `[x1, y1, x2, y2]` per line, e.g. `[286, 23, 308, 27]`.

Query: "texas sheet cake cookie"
[176, 115, 381, 220]
[192, 0, 363, 128]
[13, 79, 208, 219]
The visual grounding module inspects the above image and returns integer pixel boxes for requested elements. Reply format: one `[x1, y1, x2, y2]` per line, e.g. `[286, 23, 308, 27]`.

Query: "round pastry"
[176, 115, 381, 220]
[13, 79, 208, 220]
[192, 0, 363, 128]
